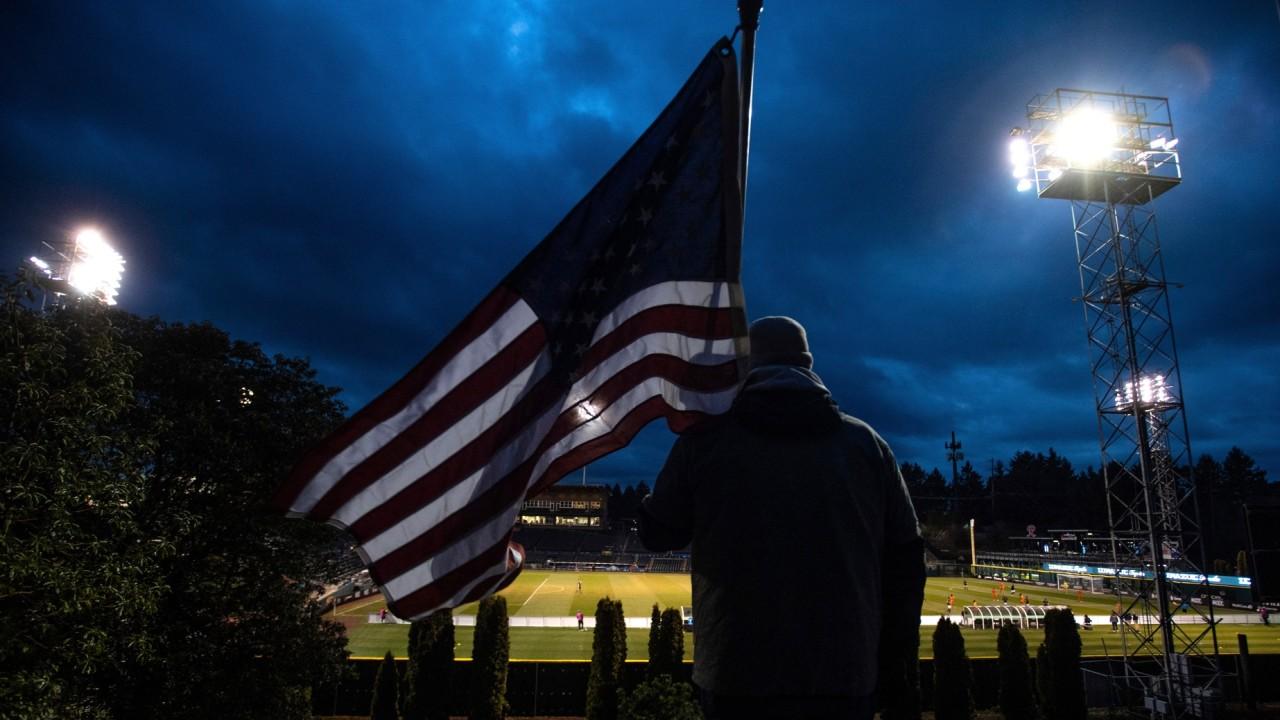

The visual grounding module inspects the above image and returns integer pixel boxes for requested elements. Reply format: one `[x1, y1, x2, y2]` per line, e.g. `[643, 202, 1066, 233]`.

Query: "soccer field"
[341, 572, 1280, 661]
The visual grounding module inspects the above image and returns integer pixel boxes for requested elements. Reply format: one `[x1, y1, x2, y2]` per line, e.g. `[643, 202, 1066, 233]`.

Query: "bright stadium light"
[1049, 107, 1116, 167]
[65, 227, 125, 305]
[28, 256, 52, 275]
[1114, 373, 1173, 410]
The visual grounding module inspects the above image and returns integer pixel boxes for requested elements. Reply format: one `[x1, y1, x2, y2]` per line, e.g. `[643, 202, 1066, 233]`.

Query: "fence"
[313, 653, 1280, 716]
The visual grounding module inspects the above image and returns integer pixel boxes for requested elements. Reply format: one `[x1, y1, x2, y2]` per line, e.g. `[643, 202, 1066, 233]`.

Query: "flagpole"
[736, 0, 763, 197]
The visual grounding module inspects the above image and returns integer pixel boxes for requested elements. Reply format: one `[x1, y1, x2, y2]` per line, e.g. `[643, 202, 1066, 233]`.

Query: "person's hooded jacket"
[640, 363, 924, 700]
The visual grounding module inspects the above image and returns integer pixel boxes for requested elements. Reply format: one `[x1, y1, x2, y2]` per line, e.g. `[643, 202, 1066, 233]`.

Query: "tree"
[371, 651, 400, 720]
[1, 274, 350, 719]
[997, 624, 1036, 720]
[1223, 447, 1268, 495]
[648, 607, 684, 679]
[587, 597, 628, 720]
[1237, 549, 1250, 577]
[1, 275, 163, 719]
[618, 675, 702, 720]
[647, 603, 661, 676]
[931, 618, 973, 720]
[402, 609, 454, 720]
[469, 596, 510, 720]
[1036, 609, 1085, 720]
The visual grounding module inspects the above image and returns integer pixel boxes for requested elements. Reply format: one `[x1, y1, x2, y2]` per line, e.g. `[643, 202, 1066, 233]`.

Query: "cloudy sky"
[3, 2, 1277, 485]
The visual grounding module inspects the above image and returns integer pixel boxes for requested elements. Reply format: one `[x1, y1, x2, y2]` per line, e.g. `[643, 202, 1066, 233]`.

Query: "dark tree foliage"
[997, 624, 1036, 720]
[647, 603, 661, 676]
[618, 674, 702, 720]
[0, 273, 350, 719]
[931, 618, 973, 720]
[469, 596, 510, 720]
[1036, 609, 1085, 720]
[371, 651, 400, 720]
[402, 609, 454, 720]
[587, 597, 627, 720]
[649, 607, 684, 679]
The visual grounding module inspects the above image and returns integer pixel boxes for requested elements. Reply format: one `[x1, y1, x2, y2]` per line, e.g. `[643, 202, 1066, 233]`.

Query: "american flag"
[274, 39, 747, 620]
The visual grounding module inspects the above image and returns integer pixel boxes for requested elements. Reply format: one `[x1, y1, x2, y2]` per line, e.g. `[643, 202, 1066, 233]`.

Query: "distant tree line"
[902, 446, 1273, 572]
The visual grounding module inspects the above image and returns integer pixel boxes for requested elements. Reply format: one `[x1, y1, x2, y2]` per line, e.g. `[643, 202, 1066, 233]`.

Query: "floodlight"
[1163, 138, 1178, 150]
[1050, 107, 1116, 167]
[1149, 137, 1167, 150]
[28, 256, 52, 274]
[1016, 178, 1033, 192]
[65, 227, 125, 305]
[1113, 373, 1173, 410]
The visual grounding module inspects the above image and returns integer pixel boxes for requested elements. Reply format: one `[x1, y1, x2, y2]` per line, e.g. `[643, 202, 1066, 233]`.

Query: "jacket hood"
[732, 364, 843, 436]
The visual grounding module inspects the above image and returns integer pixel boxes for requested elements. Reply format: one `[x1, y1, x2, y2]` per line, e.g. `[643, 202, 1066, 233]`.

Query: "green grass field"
[341, 572, 1280, 661]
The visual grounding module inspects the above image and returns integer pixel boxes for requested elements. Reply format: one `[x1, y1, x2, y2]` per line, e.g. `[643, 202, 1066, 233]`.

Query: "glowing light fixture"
[65, 228, 125, 305]
[1114, 373, 1172, 409]
[1016, 178, 1033, 192]
[1050, 107, 1116, 167]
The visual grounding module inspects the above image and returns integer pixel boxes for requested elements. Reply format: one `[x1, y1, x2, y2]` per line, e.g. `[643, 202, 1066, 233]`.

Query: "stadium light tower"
[28, 227, 126, 307]
[1009, 89, 1219, 719]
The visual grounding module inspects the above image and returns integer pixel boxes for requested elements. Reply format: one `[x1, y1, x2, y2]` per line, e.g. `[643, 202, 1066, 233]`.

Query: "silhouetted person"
[639, 316, 925, 720]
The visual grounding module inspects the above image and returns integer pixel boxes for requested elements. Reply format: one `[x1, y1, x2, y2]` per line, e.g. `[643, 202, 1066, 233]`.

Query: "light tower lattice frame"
[1017, 89, 1220, 718]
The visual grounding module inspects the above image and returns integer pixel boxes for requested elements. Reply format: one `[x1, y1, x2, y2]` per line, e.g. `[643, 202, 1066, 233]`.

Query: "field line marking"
[516, 575, 552, 615]
[338, 595, 385, 616]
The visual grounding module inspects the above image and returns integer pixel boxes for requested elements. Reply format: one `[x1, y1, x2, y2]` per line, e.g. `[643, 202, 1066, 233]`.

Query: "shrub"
[997, 623, 1036, 720]
[587, 598, 627, 720]
[647, 604, 661, 677]
[619, 674, 702, 720]
[371, 651, 400, 720]
[469, 596, 510, 720]
[931, 618, 973, 720]
[1037, 609, 1085, 720]
[402, 609, 454, 720]
[649, 608, 684, 679]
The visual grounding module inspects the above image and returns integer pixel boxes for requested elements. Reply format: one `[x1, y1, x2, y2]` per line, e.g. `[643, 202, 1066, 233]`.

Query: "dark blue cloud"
[3, 1, 1277, 483]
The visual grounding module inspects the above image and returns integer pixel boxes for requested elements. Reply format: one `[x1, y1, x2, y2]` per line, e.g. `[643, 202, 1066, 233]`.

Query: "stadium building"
[518, 484, 609, 528]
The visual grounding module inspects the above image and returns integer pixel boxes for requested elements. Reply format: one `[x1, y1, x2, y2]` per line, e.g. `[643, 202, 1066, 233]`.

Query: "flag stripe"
[387, 395, 716, 619]
[319, 281, 728, 521]
[582, 303, 735, 371]
[370, 361, 737, 587]
[352, 332, 737, 547]
[276, 287, 520, 509]
[313, 320, 548, 521]
[591, 280, 733, 343]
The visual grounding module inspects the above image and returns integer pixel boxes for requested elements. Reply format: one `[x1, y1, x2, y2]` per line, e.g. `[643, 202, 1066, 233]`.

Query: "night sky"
[3, 2, 1277, 485]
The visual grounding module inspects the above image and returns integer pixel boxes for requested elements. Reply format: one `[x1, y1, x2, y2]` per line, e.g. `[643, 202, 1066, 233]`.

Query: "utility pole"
[945, 431, 964, 488]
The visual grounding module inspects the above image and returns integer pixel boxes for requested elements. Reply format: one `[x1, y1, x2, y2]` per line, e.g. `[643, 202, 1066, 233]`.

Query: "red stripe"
[527, 400, 710, 498]
[384, 534, 511, 620]
[307, 322, 547, 520]
[365, 357, 738, 580]
[274, 287, 519, 511]
[380, 396, 711, 617]
[581, 305, 734, 372]
[346, 370, 565, 540]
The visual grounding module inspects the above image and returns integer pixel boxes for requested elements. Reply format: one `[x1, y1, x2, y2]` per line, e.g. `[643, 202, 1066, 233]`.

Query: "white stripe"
[291, 300, 539, 514]
[382, 500, 522, 601]
[361, 398, 561, 562]
[376, 374, 736, 595]
[592, 280, 735, 343]
[359, 331, 735, 564]
[332, 349, 552, 526]
[528, 375, 737, 486]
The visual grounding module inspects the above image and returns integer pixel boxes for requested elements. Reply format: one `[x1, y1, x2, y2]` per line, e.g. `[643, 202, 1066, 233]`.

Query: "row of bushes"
[359, 602, 1090, 720]
[364, 596, 698, 720]
[932, 608, 1086, 720]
